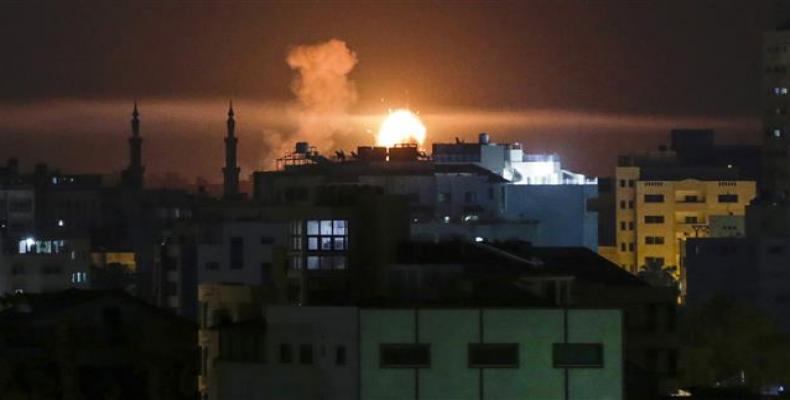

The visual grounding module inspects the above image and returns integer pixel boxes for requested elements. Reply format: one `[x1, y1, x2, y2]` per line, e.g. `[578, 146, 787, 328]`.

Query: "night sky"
[0, 1, 778, 183]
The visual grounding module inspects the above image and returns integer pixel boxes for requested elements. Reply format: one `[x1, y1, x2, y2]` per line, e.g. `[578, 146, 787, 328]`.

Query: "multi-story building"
[254, 142, 598, 249]
[433, 133, 593, 185]
[605, 132, 759, 303]
[614, 164, 755, 276]
[198, 284, 624, 400]
[198, 239, 677, 399]
[0, 233, 91, 295]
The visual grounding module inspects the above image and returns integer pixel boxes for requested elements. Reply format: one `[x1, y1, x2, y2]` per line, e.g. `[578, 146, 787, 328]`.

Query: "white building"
[432, 133, 594, 185]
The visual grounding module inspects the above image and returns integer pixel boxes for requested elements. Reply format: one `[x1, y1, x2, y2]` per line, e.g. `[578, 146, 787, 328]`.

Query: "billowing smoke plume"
[282, 38, 358, 155]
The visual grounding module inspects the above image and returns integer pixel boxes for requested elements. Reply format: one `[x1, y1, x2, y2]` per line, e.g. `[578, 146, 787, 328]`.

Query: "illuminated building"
[432, 133, 593, 185]
[254, 142, 597, 249]
[609, 150, 756, 302]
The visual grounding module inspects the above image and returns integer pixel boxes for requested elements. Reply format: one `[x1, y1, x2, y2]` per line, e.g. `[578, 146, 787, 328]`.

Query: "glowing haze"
[376, 109, 427, 148]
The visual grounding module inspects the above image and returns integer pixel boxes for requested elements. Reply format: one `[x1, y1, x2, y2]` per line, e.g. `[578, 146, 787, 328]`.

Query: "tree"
[679, 296, 790, 389]
[638, 263, 679, 289]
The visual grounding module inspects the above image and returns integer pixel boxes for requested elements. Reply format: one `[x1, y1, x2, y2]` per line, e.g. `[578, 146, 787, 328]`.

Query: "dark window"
[683, 195, 701, 203]
[261, 262, 272, 284]
[464, 191, 477, 204]
[487, 187, 494, 200]
[628, 222, 634, 230]
[619, 201, 626, 209]
[628, 180, 635, 188]
[468, 343, 519, 368]
[645, 236, 665, 245]
[165, 281, 178, 296]
[666, 304, 677, 332]
[718, 194, 739, 203]
[628, 242, 635, 251]
[620, 222, 626, 231]
[553, 343, 604, 368]
[768, 245, 785, 255]
[619, 179, 625, 188]
[280, 344, 292, 364]
[645, 257, 665, 267]
[380, 344, 430, 368]
[644, 194, 664, 203]
[628, 200, 634, 209]
[620, 242, 626, 252]
[644, 215, 664, 224]
[299, 344, 313, 365]
[230, 237, 244, 269]
[684, 216, 699, 223]
[667, 349, 678, 377]
[336, 346, 347, 366]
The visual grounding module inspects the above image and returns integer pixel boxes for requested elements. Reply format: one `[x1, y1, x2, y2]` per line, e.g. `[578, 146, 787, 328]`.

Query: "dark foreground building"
[0, 290, 197, 400]
[198, 240, 678, 400]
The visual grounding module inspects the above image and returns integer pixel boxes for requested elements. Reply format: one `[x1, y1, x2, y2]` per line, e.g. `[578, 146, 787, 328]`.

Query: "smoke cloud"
[281, 38, 359, 157]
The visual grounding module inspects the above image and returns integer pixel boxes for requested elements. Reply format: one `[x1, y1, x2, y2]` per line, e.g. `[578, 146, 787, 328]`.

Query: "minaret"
[122, 102, 145, 190]
[223, 101, 240, 199]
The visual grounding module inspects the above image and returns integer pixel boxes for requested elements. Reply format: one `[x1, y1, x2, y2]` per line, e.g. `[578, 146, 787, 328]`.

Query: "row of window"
[378, 343, 604, 369]
[288, 255, 348, 270]
[256, 342, 605, 369]
[643, 194, 739, 204]
[277, 343, 347, 366]
[620, 215, 698, 227]
[619, 236, 667, 249]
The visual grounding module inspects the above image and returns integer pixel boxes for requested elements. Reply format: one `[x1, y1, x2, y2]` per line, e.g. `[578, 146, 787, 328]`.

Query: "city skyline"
[0, 1, 777, 180]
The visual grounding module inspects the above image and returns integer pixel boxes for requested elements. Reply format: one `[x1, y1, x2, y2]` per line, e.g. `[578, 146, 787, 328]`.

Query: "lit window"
[333, 220, 347, 235]
[307, 220, 319, 235]
[320, 220, 332, 235]
[307, 256, 320, 270]
[774, 129, 782, 138]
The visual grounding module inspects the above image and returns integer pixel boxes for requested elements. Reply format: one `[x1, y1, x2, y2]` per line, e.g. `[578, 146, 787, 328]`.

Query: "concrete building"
[0, 234, 91, 295]
[504, 184, 598, 249]
[197, 239, 676, 399]
[684, 21, 790, 334]
[433, 133, 593, 185]
[603, 138, 758, 303]
[685, 236, 790, 332]
[254, 142, 597, 249]
[198, 284, 624, 400]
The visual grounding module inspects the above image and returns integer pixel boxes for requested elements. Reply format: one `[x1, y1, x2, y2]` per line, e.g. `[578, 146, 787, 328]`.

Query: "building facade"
[198, 283, 624, 400]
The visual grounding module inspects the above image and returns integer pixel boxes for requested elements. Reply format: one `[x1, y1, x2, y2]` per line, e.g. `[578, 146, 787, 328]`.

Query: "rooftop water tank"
[295, 142, 309, 154]
[479, 132, 490, 145]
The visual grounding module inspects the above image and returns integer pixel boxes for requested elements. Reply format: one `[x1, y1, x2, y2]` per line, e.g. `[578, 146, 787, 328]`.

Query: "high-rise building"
[761, 27, 790, 200]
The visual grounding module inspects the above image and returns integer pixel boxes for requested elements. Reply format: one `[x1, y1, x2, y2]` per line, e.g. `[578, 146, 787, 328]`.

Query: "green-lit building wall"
[360, 308, 622, 400]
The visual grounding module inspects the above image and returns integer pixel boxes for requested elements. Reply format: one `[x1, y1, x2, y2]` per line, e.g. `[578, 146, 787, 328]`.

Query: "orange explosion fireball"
[376, 109, 427, 148]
